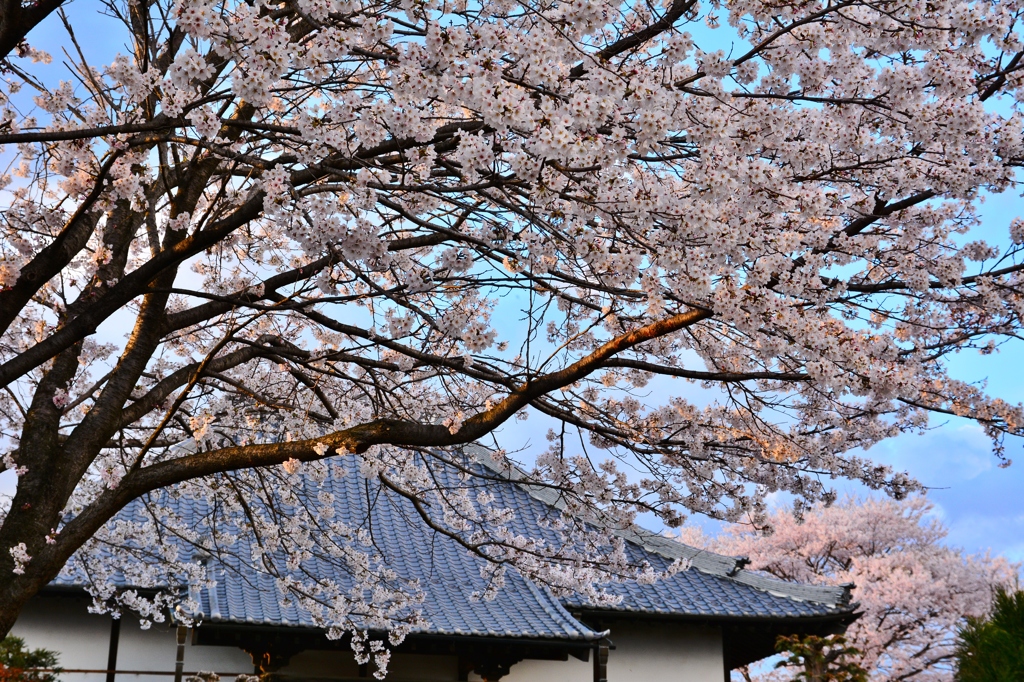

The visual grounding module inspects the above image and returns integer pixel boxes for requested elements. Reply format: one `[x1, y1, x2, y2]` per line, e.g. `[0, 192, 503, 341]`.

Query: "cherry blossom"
[0, 0, 1021, 668]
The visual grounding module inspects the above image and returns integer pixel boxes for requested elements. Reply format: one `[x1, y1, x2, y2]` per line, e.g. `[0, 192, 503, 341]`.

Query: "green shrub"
[955, 588, 1024, 682]
[0, 637, 61, 682]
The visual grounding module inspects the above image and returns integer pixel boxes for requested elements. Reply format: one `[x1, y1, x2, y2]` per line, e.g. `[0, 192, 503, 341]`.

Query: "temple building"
[11, 449, 856, 682]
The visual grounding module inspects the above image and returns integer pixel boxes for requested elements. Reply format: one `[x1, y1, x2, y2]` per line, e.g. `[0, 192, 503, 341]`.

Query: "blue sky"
[476, 275, 1024, 566]
[488, 190, 1024, 565]
[499, 401, 1024, 563]
[885, 189, 1024, 563]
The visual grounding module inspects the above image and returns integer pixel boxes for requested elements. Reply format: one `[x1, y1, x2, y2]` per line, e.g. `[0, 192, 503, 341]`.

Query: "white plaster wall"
[12, 595, 110, 682]
[480, 622, 724, 682]
[12, 596, 460, 682]
[12, 595, 254, 682]
[370, 654, 457, 682]
[13, 597, 725, 682]
[607, 622, 724, 682]
[277, 650, 360, 679]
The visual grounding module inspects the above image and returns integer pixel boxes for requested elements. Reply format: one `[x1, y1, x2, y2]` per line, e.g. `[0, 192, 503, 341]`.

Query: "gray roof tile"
[466, 446, 851, 619]
[53, 447, 852, 639]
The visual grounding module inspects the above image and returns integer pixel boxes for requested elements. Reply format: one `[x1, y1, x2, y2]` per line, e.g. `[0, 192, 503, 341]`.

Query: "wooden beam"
[105, 617, 121, 682]
[592, 638, 609, 682]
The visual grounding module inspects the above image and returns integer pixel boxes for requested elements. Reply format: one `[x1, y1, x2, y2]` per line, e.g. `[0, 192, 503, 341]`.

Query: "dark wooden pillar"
[593, 638, 609, 682]
[173, 626, 187, 682]
[105, 617, 121, 682]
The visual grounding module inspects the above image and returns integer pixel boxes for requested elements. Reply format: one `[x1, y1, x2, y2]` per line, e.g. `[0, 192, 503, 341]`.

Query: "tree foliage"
[773, 635, 868, 682]
[0, 636, 60, 682]
[955, 588, 1024, 682]
[683, 496, 1019, 680]
[0, 0, 1023, 662]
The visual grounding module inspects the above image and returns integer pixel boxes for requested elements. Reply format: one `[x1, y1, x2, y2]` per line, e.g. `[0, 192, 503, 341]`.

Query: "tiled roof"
[466, 446, 851, 618]
[54, 446, 852, 640]
[193, 464, 603, 639]
[467, 446, 852, 619]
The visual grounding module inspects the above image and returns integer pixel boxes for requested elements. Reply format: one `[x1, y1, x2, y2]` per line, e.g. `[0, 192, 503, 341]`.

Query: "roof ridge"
[464, 445, 852, 610]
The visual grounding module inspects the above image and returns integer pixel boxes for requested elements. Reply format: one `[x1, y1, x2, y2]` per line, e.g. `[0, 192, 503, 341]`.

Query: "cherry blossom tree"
[680, 496, 1020, 681]
[1, 0, 1024, 656]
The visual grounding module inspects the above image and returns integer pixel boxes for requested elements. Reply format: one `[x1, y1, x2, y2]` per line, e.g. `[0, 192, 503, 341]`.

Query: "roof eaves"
[465, 445, 853, 611]
[521, 574, 609, 641]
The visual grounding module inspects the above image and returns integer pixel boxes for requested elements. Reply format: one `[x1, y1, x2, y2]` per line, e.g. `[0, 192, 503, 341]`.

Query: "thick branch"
[0, 194, 264, 389]
[602, 358, 810, 382]
[0, 0, 66, 63]
[570, 0, 697, 78]
[49, 308, 712, 564]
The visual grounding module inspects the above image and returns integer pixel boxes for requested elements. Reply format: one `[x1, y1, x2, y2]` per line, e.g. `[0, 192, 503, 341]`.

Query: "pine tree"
[774, 635, 869, 682]
[956, 589, 1024, 682]
[0, 637, 60, 682]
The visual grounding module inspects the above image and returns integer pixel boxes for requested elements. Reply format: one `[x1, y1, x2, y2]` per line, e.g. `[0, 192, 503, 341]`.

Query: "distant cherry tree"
[681, 497, 1019, 681]
[1, 0, 1024, 665]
